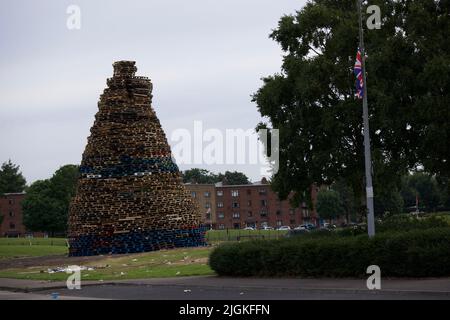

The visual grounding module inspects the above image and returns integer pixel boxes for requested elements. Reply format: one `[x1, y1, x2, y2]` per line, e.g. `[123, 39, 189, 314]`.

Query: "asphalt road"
[36, 284, 450, 300]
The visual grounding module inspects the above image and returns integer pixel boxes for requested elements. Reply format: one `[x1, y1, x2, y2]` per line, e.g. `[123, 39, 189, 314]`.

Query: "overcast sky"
[0, 0, 306, 184]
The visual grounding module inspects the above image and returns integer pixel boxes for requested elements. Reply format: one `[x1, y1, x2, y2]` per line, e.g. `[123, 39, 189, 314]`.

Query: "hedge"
[209, 228, 450, 278]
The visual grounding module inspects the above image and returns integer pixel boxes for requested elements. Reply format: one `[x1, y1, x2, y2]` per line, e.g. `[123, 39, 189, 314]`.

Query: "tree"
[182, 168, 218, 184]
[374, 187, 404, 217]
[23, 165, 79, 236]
[0, 160, 26, 195]
[316, 189, 345, 222]
[182, 169, 251, 185]
[253, 0, 449, 209]
[218, 171, 251, 185]
[401, 172, 442, 212]
[331, 178, 356, 223]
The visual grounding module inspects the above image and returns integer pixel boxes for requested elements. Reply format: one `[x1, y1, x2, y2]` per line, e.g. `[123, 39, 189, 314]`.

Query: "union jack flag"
[354, 48, 364, 99]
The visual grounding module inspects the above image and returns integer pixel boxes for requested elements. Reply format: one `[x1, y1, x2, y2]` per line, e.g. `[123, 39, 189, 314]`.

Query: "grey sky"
[0, 0, 306, 183]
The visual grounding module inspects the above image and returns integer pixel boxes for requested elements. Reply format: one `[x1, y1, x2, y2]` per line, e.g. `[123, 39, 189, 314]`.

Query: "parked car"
[243, 227, 255, 231]
[294, 225, 307, 230]
[323, 222, 336, 229]
[260, 226, 274, 230]
[304, 223, 316, 230]
[277, 226, 291, 231]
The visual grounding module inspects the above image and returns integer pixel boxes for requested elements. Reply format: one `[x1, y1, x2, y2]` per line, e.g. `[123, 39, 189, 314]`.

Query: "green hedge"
[209, 228, 450, 278]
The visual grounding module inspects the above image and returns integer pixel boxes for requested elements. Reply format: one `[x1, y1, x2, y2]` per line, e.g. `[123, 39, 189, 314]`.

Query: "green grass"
[0, 238, 67, 246]
[0, 237, 68, 259]
[0, 245, 68, 259]
[0, 246, 214, 281]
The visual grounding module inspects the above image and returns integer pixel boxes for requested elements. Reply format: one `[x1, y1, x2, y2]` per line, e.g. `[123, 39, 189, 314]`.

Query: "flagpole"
[358, 0, 375, 237]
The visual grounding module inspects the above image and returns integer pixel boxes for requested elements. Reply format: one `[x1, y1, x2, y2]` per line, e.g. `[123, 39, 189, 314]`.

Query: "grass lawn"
[0, 238, 68, 259]
[0, 245, 68, 259]
[0, 246, 214, 281]
[0, 238, 67, 246]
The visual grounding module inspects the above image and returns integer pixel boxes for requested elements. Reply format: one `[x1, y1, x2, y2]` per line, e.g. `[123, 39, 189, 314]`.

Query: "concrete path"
[1, 276, 450, 300]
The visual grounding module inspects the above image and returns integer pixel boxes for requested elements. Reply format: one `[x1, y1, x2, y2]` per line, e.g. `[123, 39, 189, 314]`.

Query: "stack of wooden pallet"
[68, 61, 206, 256]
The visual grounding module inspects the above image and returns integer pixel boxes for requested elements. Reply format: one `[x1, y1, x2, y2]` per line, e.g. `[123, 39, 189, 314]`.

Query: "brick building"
[213, 179, 318, 230]
[0, 193, 26, 237]
[184, 184, 216, 229]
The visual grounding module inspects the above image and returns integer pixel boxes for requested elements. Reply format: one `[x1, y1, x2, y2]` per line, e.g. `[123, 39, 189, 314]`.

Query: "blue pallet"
[68, 226, 207, 256]
[80, 155, 179, 178]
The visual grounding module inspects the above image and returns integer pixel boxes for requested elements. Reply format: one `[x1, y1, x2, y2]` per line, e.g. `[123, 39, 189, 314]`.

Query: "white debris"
[46, 266, 95, 273]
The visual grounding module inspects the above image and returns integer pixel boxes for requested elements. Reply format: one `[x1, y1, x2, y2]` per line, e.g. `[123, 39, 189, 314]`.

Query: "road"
[35, 284, 450, 300]
[1, 276, 450, 300]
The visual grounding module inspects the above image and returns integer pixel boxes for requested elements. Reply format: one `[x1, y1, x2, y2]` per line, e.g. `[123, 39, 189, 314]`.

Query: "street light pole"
[358, 0, 375, 237]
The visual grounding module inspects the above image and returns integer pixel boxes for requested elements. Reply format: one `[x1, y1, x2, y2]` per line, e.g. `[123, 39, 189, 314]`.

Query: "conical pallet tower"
[68, 61, 206, 256]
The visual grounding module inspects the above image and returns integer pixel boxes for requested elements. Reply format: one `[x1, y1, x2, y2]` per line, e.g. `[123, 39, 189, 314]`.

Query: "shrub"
[209, 228, 450, 278]
[376, 214, 448, 232]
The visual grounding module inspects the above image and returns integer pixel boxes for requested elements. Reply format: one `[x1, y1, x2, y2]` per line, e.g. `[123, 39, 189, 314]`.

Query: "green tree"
[218, 171, 251, 185]
[331, 178, 356, 223]
[253, 0, 450, 209]
[23, 165, 79, 236]
[182, 169, 251, 185]
[316, 189, 345, 222]
[0, 160, 27, 195]
[401, 172, 442, 212]
[374, 187, 404, 216]
[182, 168, 218, 184]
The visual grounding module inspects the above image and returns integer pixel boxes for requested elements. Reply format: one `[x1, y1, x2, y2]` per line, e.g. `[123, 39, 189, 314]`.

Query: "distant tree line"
[181, 168, 251, 185]
[317, 171, 450, 223]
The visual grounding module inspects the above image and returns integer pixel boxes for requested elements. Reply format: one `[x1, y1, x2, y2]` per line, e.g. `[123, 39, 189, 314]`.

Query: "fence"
[0, 238, 68, 246]
[205, 229, 288, 242]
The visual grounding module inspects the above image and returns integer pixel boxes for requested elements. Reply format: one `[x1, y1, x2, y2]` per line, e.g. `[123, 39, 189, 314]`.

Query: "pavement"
[1, 276, 450, 300]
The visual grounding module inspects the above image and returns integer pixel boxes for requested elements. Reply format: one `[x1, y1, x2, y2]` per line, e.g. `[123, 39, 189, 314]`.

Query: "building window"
[233, 223, 240, 229]
[276, 210, 281, 215]
[260, 210, 268, 217]
[217, 212, 225, 219]
[232, 212, 240, 219]
[216, 190, 223, 197]
[259, 189, 267, 195]
[290, 219, 296, 225]
[205, 202, 211, 209]
[247, 211, 253, 217]
[218, 224, 225, 230]
[303, 209, 310, 218]
[247, 200, 252, 206]
[191, 191, 196, 198]
[204, 191, 211, 198]
[8, 199, 14, 205]
[9, 211, 14, 217]
[276, 220, 282, 226]
[232, 202, 240, 208]
[217, 202, 224, 208]
[289, 208, 295, 215]
[206, 212, 211, 220]
[9, 223, 15, 230]
[246, 189, 251, 195]
[261, 199, 267, 207]
[231, 190, 239, 197]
